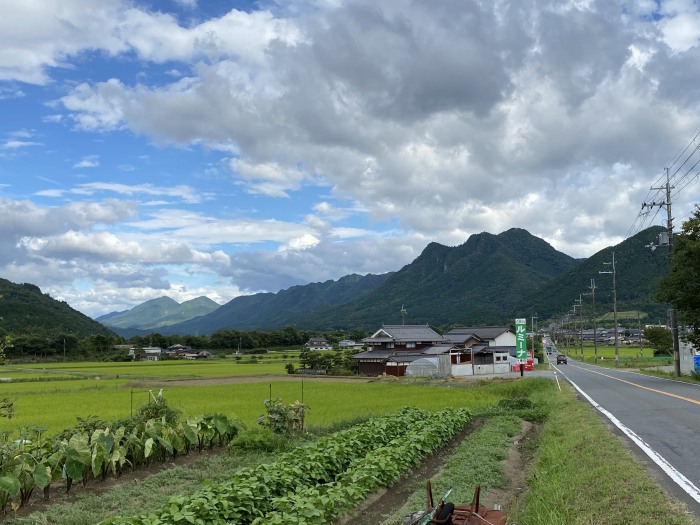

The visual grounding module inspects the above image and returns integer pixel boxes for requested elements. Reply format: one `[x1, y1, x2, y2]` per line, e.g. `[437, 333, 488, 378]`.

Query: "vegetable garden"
[101, 406, 473, 525]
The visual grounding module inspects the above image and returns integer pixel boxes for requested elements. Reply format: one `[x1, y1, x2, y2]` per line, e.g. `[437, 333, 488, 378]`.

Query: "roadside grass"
[637, 368, 700, 385]
[553, 342, 675, 369]
[511, 382, 697, 525]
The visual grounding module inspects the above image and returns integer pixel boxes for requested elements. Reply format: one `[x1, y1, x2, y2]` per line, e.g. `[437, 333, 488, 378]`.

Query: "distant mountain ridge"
[97, 296, 220, 331]
[147, 228, 586, 335]
[143, 272, 392, 337]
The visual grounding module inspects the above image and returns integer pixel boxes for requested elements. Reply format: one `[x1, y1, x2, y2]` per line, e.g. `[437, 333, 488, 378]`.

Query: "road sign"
[515, 318, 527, 361]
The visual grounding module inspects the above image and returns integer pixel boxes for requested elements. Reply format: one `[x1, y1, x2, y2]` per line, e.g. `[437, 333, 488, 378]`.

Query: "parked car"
[556, 354, 567, 365]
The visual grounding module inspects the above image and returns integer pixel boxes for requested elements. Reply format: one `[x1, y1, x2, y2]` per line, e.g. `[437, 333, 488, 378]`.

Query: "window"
[387, 343, 394, 349]
[406, 342, 416, 349]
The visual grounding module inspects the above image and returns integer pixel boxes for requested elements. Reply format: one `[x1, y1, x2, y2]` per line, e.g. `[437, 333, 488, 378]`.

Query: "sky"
[2, 0, 700, 318]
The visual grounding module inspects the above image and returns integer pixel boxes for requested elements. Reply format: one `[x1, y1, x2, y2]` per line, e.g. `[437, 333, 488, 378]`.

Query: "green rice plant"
[15, 359, 294, 379]
[0, 379, 495, 437]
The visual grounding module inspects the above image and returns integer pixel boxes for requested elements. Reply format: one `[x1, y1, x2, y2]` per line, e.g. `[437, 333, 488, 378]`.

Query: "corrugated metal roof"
[421, 345, 455, 355]
[386, 353, 425, 363]
[351, 349, 394, 360]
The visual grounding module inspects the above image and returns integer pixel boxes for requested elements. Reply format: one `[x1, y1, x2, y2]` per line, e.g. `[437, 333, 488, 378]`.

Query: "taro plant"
[61, 432, 91, 491]
[0, 472, 19, 512]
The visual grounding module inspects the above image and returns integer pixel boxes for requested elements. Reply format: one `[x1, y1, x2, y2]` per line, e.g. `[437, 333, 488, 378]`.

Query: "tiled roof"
[365, 324, 445, 342]
[443, 333, 483, 343]
[386, 353, 426, 363]
[447, 326, 512, 340]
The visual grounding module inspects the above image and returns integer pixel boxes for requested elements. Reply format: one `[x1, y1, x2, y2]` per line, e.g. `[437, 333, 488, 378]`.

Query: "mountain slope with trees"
[294, 228, 582, 329]
[0, 227, 674, 343]
[517, 226, 669, 327]
[0, 279, 114, 339]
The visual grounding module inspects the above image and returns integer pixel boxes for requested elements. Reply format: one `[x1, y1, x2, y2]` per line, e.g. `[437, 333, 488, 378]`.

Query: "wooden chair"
[425, 480, 508, 525]
[451, 485, 508, 525]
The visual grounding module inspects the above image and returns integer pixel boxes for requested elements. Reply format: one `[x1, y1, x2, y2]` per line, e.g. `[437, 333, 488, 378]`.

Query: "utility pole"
[572, 301, 581, 358]
[600, 252, 619, 367]
[577, 294, 584, 359]
[531, 313, 538, 359]
[642, 168, 681, 377]
[589, 279, 598, 364]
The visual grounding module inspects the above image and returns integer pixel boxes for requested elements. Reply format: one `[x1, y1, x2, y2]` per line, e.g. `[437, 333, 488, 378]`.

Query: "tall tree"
[643, 326, 673, 356]
[656, 205, 700, 348]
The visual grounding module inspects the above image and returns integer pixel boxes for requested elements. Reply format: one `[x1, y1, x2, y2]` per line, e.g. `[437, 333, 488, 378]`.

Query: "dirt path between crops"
[338, 419, 537, 525]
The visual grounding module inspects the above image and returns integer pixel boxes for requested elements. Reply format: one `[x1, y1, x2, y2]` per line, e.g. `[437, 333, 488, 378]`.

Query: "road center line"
[570, 364, 700, 406]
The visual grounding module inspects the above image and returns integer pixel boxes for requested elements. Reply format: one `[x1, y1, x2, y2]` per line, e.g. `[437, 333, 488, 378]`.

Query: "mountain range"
[106, 226, 669, 337]
[0, 227, 670, 338]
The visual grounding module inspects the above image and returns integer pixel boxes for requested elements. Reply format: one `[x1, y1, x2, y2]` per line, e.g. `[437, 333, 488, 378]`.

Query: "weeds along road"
[552, 357, 700, 516]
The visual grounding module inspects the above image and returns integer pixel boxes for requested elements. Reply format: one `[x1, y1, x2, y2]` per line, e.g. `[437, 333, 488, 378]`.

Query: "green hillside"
[0, 279, 114, 338]
[295, 228, 581, 329]
[158, 228, 581, 333]
[518, 226, 669, 325]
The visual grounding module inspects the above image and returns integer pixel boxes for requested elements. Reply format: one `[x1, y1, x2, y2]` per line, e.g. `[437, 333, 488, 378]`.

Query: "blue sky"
[2, 0, 700, 318]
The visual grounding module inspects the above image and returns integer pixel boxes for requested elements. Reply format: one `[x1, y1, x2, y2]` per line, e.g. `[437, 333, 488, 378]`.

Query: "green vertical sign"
[515, 318, 527, 361]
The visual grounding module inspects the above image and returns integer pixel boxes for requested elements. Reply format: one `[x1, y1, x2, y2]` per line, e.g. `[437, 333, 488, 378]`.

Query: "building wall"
[680, 340, 699, 375]
[452, 363, 473, 376]
[358, 362, 386, 376]
[493, 332, 516, 347]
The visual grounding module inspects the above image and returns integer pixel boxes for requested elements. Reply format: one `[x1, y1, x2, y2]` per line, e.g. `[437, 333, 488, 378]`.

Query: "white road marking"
[567, 377, 700, 505]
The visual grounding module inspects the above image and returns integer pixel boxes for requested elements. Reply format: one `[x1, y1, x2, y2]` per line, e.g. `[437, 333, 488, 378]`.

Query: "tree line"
[1, 325, 370, 361]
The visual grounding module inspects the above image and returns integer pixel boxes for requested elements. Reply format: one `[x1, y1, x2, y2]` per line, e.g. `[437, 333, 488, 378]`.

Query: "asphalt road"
[546, 351, 700, 515]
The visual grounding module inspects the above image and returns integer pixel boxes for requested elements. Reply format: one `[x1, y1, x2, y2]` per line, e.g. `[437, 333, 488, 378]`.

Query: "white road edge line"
[568, 377, 700, 505]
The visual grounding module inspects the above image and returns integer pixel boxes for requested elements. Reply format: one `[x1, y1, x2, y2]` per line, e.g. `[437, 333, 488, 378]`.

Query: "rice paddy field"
[0, 359, 510, 437]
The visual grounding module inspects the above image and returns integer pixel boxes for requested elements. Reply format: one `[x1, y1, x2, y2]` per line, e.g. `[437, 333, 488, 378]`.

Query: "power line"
[628, 127, 700, 239]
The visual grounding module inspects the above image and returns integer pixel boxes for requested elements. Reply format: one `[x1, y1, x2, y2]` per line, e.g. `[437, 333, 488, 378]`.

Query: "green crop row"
[0, 411, 239, 512]
[101, 406, 472, 525]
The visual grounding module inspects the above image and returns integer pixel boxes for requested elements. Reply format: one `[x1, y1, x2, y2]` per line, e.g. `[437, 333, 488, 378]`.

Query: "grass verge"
[510, 382, 698, 525]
